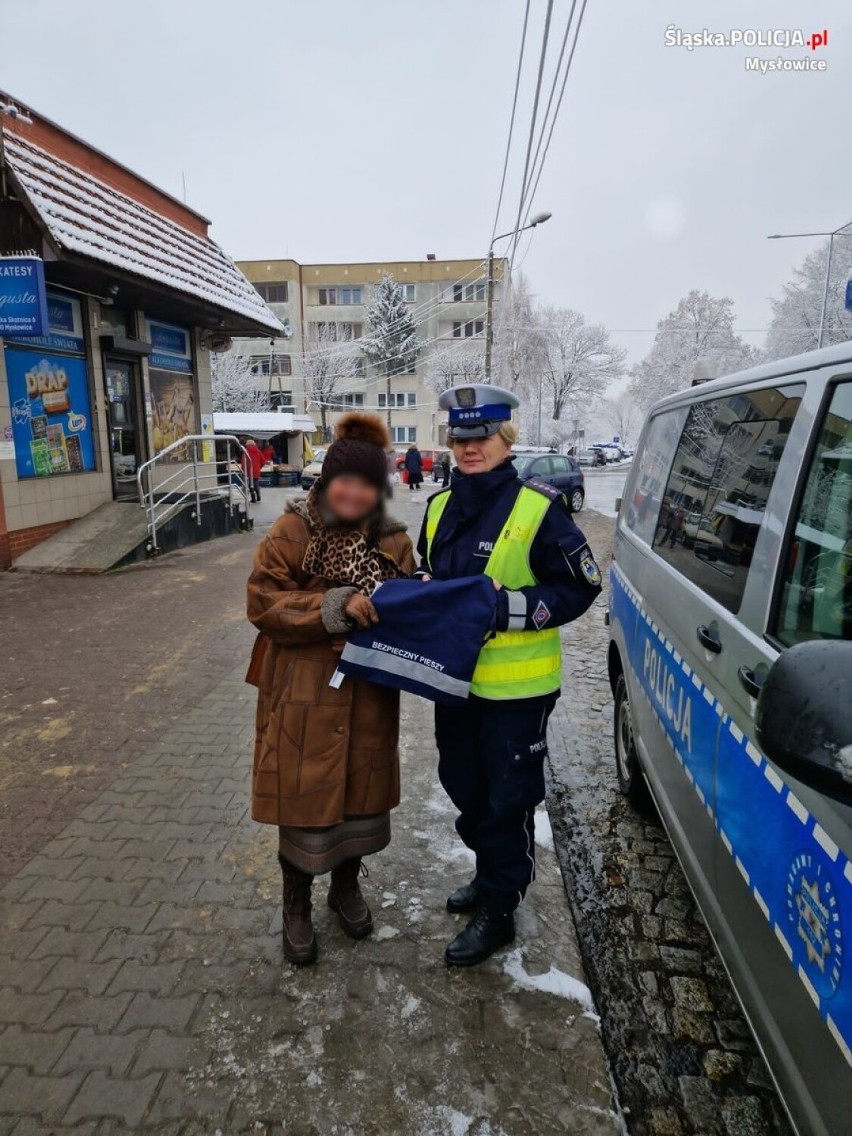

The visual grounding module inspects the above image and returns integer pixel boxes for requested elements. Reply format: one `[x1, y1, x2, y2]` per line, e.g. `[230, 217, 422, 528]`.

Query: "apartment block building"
[235, 256, 508, 447]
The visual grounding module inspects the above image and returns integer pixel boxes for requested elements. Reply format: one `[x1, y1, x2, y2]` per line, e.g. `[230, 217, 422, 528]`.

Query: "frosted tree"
[360, 274, 424, 426]
[764, 236, 852, 360]
[492, 273, 544, 392]
[537, 307, 627, 423]
[424, 343, 486, 394]
[603, 390, 640, 444]
[302, 322, 363, 442]
[211, 349, 269, 413]
[628, 291, 758, 410]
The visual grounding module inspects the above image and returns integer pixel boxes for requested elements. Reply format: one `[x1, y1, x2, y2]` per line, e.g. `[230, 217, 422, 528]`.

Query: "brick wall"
[0, 520, 70, 570]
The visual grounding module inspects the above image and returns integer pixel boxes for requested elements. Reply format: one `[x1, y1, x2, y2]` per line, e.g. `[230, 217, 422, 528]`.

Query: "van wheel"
[614, 673, 650, 808]
[570, 488, 584, 512]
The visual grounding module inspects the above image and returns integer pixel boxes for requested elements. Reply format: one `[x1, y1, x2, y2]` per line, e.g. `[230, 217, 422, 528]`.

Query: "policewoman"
[418, 384, 602, 966]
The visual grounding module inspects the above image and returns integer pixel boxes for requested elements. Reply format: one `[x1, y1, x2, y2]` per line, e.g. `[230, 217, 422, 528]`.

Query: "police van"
[607, 345, 851, 1136]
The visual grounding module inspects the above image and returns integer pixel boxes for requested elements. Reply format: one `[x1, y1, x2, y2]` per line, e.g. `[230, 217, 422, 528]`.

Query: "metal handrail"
[136, 434, 251, 553]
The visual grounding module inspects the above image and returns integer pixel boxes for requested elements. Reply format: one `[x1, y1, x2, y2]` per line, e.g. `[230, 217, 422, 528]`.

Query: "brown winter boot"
[328, 858, 373, 939]
[278, 854, 318, 965]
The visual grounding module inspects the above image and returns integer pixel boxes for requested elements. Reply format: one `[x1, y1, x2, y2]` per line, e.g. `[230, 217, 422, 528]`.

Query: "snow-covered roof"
[214, 411, 317, 438]
[3, 130, 282, 335]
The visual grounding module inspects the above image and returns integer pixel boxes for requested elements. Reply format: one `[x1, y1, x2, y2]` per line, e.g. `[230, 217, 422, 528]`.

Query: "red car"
[395, 449, 449, 482]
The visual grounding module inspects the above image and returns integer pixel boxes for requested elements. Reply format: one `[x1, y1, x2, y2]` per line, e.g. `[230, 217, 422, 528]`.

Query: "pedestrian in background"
[440, 450, 451, 487]
[242, 437, 265, 503]
[246, 413, 416, 965]
[665, 505, 685, 548]
[404, 443, 423, 491]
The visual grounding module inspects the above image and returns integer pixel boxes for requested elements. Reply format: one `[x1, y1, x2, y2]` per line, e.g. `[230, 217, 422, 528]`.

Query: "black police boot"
[445, 905, 515, 967]
[446, 879, 481, 914]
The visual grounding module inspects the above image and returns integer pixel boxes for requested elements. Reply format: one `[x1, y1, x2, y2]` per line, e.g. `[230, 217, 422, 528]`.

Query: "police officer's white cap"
[439, 384, 520, 440]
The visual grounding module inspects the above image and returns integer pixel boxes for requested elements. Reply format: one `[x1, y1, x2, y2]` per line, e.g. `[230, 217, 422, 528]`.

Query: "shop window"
[775, 381, 852, 645]
[3, 289, 97, 478]
[652, 385, 803, 613]
[255, 282, 288, 303]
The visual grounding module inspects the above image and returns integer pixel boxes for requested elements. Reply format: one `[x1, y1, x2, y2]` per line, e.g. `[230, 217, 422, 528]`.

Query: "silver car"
[608, 345, 852, 1136]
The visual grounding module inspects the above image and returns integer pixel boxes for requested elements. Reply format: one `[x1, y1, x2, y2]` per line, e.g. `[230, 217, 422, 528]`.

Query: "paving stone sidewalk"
[0, 660, 622, 1134]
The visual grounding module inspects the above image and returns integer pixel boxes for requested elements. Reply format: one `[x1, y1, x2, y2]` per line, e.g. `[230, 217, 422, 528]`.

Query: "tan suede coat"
[247, 500, 416, 828]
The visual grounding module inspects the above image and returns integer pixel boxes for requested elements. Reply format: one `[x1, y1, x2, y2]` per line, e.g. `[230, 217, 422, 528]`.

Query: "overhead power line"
[491, 0, 533, 244]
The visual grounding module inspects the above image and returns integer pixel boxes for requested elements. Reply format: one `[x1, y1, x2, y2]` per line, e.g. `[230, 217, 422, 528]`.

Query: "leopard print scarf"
[301, 485, 407, 594]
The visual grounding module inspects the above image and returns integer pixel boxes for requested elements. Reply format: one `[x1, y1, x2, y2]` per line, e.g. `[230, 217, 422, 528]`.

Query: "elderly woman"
[247, 414, 415, 964]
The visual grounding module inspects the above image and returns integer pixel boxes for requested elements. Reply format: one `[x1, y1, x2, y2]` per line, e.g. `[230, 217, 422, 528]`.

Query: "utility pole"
[484, 248, 495, 381]
[484, 212, 552, 384]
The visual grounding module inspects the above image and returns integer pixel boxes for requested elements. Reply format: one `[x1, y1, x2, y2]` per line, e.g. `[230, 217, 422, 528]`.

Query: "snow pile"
[503, 947, 595, 1012]
[534, 806, 555, 852]
[834, 744, 852, 783]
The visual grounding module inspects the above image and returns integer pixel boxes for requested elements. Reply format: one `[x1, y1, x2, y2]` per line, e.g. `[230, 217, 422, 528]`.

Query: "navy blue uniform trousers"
[435, 694, 557, 915]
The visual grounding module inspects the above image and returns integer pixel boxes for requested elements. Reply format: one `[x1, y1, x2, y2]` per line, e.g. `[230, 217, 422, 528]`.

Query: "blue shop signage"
[148, 319, 192, 373]
[0, 256, 49, 338]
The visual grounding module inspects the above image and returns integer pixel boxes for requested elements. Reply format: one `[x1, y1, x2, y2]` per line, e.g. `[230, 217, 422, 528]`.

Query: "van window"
[623, 408, 688, 545]
[776, 380, 852, 645]
[652, 385, 802, 613]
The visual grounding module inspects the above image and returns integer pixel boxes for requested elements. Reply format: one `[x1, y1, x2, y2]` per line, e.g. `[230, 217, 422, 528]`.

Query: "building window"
[652, 385, 803, 614]
[269, 392, 294, 410]
[451, 282, 486, 302]
[313, 322, 363, 341]
[775, 380, 852, 645]
[401, 284, 416, 302]
[453, 320, 485, 338]
[318, 287, 363, 306]
[391, 426, 417, 444]
[330, 392, 365, 409]
[378, 392, 417, 409]
[255, 283, 288, 303]
[250, 354, 291, 377]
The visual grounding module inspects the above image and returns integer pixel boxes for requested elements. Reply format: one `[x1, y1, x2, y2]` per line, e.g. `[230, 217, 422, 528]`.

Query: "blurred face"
[324, 474, 381, 523]
[452, 432, 512, 475]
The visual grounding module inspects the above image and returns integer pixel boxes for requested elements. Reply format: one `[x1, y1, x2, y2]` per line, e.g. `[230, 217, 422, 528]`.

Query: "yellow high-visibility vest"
[425, 486, 562, 700]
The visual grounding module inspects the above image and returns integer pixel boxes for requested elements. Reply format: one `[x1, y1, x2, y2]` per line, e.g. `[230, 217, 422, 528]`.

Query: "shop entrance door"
[103, 357, 145, 500]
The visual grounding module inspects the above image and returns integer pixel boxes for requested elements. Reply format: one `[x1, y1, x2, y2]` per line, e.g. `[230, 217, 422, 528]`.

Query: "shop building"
[0, 91, 282, 569]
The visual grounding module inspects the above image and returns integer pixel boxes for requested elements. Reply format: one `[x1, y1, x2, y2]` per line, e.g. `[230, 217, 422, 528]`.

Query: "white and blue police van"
[607, 344, 851, 1136]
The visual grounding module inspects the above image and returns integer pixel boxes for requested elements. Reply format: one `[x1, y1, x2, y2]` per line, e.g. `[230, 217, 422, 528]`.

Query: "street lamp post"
[485, 211, 552, 380]
[767, 221, 852, 348]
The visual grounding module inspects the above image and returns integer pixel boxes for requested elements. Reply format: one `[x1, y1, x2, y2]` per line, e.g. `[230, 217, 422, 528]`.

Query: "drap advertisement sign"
[4, 289, 95, 478]
[0, 256, 49, 337]
[6, 349, 96, 477]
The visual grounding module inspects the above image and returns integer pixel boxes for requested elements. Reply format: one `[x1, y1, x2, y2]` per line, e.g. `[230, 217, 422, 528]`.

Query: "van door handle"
[696, 625, 722, 654]
[738, 665, 763, 699]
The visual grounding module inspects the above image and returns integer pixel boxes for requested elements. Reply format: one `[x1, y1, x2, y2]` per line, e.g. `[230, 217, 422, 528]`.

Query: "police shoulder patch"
[522, 477, 560, 500]
[579, 547, 602, 586]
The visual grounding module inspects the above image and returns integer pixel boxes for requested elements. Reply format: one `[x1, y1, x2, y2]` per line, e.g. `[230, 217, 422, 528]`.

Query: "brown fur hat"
[319, 412, 390, 491]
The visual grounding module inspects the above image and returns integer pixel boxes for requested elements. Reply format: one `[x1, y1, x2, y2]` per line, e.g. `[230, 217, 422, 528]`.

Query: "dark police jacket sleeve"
[416, 478, 602, 633]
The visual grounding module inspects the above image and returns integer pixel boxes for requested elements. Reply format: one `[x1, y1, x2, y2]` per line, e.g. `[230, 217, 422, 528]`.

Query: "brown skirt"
[278, 813, 391, 875]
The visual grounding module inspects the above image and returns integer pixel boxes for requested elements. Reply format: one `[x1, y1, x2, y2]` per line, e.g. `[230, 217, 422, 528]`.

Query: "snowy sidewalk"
[0, 663, 621, 1134]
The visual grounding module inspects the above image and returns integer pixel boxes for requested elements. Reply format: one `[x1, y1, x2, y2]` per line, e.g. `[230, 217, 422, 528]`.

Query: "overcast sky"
[3, 0, 851, 364]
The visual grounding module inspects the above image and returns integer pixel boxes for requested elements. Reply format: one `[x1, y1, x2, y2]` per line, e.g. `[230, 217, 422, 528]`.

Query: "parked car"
[577, 448, 606, 468]
[511, 451, 585, 512]
[300, 447, 327, 490]
[681, 512, 724, 553]
[607, 345, 852, 1136]
[593, 444, 622, 463]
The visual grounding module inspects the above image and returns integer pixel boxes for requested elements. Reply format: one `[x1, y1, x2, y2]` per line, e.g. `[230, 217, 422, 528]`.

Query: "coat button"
[514, 754, 521, 761]
[335, 726, 345, 735]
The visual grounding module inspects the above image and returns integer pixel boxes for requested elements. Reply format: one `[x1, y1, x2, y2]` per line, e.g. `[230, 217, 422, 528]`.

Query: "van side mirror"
[755, 640, 852, 807]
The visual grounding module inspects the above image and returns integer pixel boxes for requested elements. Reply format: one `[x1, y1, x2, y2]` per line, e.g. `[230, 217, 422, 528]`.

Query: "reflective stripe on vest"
[425, 486, 562, 700]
